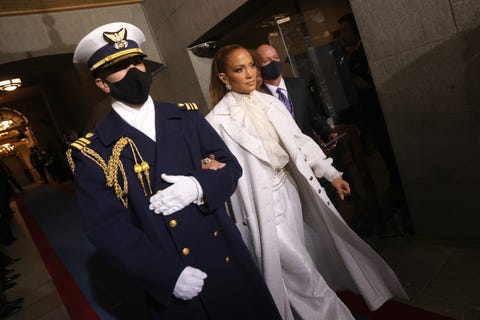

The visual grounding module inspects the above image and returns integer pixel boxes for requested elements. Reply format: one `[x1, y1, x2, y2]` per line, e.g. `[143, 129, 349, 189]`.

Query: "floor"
[2, 198, 69, 319]
[1, 183, 479, 320]
[367, 235, 480, 320]
[2, 145, 480, 320]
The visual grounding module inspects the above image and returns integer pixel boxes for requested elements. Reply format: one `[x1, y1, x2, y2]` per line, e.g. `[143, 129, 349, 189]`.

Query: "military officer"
[69, 22, 281, 319]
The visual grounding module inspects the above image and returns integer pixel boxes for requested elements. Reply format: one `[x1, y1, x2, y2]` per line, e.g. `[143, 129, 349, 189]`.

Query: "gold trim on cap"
[90, 48, 145, 71]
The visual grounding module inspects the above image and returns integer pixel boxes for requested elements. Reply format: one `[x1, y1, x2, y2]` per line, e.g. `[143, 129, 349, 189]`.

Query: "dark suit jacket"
[261, 77, 332, 141]
[71, 101, 281, 320]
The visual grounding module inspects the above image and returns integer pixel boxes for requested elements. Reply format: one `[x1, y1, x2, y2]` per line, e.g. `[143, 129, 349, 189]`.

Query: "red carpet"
[338, 291, 454, 320]
[14, 194, 99, 320]
[14, 185, 454, 320]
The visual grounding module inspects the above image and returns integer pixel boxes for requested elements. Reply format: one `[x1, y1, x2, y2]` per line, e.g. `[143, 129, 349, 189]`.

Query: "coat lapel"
[153, 102, 169, 188]
[152, 102, 196, 188]
[214, 94, 270, 164]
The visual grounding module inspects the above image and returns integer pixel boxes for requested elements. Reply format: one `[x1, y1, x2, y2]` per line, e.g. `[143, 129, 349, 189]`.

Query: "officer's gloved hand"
[173, 266, 207, 300]
[149, 174, 200, 216]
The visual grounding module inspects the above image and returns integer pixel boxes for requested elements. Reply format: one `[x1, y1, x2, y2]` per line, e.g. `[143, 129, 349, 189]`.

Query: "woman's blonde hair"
[209, 44, 244, 106]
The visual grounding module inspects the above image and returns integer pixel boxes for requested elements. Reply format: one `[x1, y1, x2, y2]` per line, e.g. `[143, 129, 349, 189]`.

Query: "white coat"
[206, 91, 408, 318]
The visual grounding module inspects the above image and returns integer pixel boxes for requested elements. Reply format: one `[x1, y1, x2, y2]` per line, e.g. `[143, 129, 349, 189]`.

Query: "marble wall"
[349, 0, 480, 242]
[2, 0, 479, 242]
[142, 0, 247, 110]
[0, 4, 163, 66]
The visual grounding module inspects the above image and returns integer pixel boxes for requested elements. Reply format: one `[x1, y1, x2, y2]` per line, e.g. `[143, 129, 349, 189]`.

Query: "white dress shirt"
[112, 96, 156, 141]
[264, 78, 289, 100]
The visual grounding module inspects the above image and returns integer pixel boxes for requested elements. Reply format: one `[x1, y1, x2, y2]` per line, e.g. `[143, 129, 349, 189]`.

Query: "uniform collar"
[95, 100, 184, 145]
[111, 96, 156, 142]
[95, 108, 129, 146]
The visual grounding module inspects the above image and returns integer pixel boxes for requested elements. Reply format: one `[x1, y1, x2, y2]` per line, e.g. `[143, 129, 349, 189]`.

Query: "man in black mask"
[254, 44, 337, 147]
[70, 23, 282, 320]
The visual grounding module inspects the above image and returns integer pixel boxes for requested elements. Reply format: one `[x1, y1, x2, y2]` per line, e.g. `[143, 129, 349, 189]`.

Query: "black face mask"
[107, 67, 152, 105]
[260, 60, 283, 80]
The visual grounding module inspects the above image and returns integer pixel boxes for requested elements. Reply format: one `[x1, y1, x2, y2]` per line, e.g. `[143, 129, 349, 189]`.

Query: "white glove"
[149, 174, 199, 216]
[173, 266, 207, 300]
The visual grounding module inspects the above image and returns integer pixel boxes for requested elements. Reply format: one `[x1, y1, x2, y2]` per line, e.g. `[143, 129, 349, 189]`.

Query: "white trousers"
[273, 170, 354, 320]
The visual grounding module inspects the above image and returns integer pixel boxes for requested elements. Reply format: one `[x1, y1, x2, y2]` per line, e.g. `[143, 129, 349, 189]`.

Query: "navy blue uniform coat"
[72, 101, 281, 319]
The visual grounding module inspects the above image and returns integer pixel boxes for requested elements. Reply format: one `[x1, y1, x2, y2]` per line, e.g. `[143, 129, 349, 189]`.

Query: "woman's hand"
[201, 154, 226, 170]
[331, 177, 351, 200]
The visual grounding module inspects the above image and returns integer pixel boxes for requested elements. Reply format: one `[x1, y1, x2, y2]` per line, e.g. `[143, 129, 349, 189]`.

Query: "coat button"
[169, 220, 177, 228]
[213, 231, 219, 238]
[318, 189, 322, 193]
[309, 176, 313, 181]
[182, 248, 190, 256]
[225, 256, 230, 263]
[327, 201, 330, 205]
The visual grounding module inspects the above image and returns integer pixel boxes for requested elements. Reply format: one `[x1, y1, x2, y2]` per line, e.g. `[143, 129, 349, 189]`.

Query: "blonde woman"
[206, 45, 408, 320]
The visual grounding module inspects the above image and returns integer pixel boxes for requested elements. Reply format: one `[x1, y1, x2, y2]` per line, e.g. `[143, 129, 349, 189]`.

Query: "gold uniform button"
[213, 231, 219, 238]
[169, 220, 177, 228]
[225, 256, 230, 263]
[182, 248, 190, 256]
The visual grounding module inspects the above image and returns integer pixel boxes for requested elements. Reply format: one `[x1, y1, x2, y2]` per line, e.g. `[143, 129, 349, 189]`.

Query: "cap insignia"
[103, 27, 128, 50]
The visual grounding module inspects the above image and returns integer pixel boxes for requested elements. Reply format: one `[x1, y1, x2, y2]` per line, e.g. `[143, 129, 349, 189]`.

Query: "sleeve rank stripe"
[77, 137, 91, 145]
[74, 140, 87, 147]
[178, 102, 198, 110]
[70, 142, 84, 150]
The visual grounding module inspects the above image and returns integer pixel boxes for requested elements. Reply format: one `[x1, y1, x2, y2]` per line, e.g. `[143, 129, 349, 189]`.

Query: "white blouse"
[230, 91, 289, 170]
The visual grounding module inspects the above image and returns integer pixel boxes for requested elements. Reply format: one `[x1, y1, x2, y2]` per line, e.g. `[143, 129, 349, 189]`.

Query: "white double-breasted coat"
[206, 91, 408, 318]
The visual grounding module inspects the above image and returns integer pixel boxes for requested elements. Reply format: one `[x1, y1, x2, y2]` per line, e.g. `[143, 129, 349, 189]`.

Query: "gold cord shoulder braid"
[66, 134, 153, 208]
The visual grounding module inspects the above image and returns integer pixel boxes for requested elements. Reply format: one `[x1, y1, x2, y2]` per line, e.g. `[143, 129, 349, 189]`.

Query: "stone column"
[349, 0, 480, 242]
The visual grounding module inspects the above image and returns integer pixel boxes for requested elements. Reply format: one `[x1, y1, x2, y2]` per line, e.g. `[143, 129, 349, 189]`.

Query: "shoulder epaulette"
[65, 133, 152, 209]
[177, 102, 199, 110]
[69, 132, 95, 151]
[66, 132, 104, 177]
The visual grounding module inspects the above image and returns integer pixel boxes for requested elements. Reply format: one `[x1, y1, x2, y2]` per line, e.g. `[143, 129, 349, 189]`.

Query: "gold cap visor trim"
[90, 48, 145, 71]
